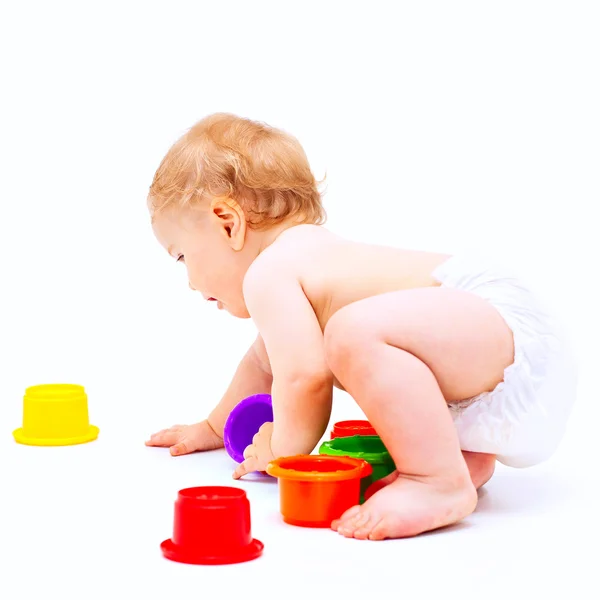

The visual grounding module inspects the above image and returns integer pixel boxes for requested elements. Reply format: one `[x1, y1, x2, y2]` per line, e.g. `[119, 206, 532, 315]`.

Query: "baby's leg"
[364, 451, 496, 501]
[463, 451, 496, 489]
[324, 287, 513, 540]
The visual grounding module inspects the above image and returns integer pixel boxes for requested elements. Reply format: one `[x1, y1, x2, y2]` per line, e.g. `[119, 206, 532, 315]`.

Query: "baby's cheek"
[186, 267, 199, 289]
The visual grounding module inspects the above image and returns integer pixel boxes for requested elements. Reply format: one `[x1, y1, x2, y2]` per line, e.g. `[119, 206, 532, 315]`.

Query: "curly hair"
[148, 113, 326, 229]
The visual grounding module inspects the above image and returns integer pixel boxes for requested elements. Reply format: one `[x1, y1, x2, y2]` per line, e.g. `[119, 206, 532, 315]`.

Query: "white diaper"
[431, 254, 577, 468]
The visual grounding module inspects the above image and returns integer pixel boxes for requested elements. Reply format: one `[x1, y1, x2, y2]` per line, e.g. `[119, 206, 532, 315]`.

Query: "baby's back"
[273, 225, 450, 330]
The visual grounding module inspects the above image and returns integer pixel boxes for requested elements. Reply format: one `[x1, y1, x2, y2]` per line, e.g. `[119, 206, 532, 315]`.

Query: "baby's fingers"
[232, 456, 258, 480]
[145, 429, 180, 447]
[170, 439, 194, 456]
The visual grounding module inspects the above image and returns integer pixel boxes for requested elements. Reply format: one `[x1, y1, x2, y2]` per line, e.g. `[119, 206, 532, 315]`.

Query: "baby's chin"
[224, 303, 252, 319]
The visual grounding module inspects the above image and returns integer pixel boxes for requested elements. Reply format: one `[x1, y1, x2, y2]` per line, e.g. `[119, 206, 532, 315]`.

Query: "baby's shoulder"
[243, 225, 334, 290]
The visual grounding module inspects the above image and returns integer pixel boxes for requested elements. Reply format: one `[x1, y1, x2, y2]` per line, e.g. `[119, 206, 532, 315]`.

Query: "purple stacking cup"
[223, 394, 273, 463]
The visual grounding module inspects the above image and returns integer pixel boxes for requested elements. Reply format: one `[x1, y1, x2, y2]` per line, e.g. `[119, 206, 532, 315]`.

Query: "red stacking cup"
[161, 486, 263, 565]
[330, 420, 377, 439]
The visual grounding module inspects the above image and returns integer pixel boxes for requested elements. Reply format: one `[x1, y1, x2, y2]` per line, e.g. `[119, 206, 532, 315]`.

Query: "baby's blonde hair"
[148, 113, 326, 229]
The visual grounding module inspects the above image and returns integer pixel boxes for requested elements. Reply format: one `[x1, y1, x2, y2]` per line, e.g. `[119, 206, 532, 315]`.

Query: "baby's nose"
[188, 282, 195, 291]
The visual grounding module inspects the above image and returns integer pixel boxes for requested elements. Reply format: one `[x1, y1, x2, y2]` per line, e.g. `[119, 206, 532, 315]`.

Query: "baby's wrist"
[205, 416, 223, 440]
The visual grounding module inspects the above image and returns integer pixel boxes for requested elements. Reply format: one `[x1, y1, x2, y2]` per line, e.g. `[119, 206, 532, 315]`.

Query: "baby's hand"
[145, 420, 223, 456]
[232, 422, 275, 479]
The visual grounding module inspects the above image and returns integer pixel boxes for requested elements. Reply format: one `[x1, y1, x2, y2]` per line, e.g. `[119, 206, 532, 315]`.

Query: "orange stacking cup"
[266, 455, 372, 527]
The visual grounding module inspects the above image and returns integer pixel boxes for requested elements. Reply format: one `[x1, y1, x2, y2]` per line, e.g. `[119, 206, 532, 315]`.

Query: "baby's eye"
[176, 255, 185, 263]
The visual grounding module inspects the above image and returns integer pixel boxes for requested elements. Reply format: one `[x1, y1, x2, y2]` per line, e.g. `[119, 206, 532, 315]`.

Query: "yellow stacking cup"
[13, 384, 99, 446]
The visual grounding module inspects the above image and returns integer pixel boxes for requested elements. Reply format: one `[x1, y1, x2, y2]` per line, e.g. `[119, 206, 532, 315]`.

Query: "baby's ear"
[210, 197, 247, 250]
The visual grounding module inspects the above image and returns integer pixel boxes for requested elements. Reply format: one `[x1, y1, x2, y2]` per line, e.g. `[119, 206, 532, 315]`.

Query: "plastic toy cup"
[13, 384, 99, 446]
[161, 486, 263, 565]
[266, 455, 372, 527]
[224, 394, 273, 463]
[330, 419, 377, 439]
[319, 435, 396, 503]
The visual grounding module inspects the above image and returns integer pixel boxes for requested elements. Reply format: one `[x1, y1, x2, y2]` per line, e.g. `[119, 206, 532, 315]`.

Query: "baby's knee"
[324, 306, 376, 371]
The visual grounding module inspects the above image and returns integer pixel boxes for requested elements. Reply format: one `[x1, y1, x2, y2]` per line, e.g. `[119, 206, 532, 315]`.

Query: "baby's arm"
[239, 254, 333, 465]
[207, 335, 273, 437]
[146, 336, 273, 454]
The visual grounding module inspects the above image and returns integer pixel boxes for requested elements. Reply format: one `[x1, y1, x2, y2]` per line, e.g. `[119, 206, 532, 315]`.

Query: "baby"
[145, 113, 577, 540]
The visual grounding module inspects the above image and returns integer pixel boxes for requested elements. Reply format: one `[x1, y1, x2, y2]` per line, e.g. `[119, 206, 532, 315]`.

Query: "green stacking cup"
[319, 435, 396, 503]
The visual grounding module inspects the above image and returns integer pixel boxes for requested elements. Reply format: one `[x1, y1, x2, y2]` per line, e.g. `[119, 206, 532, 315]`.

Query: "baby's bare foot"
[331, 473, 477, 540]
[364, 451, 496, 501]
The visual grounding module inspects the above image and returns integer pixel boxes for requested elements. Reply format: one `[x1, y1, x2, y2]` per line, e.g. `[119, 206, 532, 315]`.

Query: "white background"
[1, 1, 599, 598]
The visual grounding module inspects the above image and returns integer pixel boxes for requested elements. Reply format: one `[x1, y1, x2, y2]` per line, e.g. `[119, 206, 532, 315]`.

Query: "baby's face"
[151, 206, 252, 318]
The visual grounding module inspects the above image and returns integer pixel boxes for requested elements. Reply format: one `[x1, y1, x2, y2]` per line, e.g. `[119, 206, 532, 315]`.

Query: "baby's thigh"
[329, 288, 514, 402]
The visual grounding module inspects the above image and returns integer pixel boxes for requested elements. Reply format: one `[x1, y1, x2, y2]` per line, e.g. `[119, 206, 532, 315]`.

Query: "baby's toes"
[332, 505, 361, 531]
[367, 517, 390, 541]
[337, 507, 372, 538]
[347, 512, 382, 540]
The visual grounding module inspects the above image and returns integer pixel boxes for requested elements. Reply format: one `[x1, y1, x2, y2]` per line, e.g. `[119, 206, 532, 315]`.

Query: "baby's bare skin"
[149, 209, 509, 540]
[244, 224, 510, 539]
[247, 226, 498, 492]
[251, 225, 449, 388]
[144, 113, 512, 540]
[288, 226, 448, 326]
